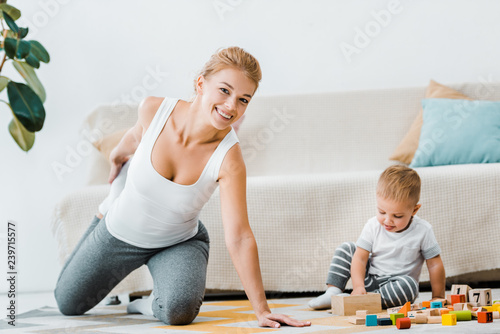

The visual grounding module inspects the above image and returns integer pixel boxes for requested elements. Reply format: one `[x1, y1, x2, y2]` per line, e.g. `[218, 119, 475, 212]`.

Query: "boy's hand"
[351, 287, 367, 295]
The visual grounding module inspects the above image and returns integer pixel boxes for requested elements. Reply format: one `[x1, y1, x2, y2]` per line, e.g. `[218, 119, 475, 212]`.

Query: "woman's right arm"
[107, 96, 163, 183]
[350, 247, 370, 295]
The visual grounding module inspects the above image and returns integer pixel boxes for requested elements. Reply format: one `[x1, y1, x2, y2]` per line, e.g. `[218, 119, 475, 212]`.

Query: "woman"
[55, 47, 311, 329]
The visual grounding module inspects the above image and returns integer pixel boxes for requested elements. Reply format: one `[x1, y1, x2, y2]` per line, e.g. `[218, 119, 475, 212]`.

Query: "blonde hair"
[376, 165, 421, 206]
[195, 46, 262, 92]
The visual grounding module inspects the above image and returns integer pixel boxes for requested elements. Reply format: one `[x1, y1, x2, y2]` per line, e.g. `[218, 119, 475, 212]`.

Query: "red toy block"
[478, 311, 493, 323]
[396, 317, 411, 329]
[451, 294, 466, 305]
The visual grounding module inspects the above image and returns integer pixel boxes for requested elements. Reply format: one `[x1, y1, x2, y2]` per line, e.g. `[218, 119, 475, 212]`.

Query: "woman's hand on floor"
[258, 311, 311, 328]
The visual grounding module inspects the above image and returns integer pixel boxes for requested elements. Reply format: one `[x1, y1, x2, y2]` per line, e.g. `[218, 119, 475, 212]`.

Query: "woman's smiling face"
[197, 67, 257, 130]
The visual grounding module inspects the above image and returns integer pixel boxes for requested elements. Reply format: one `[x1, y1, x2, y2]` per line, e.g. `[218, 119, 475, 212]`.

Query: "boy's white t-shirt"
[356, 215, 441, 282]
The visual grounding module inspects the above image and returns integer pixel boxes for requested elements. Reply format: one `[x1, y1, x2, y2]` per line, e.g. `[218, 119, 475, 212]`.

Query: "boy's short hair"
[376, 165, 421, 205]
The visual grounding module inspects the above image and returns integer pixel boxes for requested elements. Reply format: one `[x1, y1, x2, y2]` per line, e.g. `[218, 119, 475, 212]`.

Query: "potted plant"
[1, 1, 50, 151]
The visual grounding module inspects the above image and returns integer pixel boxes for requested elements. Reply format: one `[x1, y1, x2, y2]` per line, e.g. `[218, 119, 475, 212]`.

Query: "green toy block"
[449, 310, 472, 321]
[390, 313, 404, 325]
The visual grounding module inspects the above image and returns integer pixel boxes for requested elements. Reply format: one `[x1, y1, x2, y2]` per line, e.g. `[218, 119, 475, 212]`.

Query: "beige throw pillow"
[92, 128, 129, 162]
[389, 80, 472, 164]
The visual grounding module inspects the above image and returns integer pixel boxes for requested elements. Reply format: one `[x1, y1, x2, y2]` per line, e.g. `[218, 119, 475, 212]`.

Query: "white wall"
[1, 0, 499, 293]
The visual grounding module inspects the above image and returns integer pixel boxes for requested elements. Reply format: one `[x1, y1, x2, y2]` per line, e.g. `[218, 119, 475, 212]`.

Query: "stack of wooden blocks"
[330, 284, 499, 329]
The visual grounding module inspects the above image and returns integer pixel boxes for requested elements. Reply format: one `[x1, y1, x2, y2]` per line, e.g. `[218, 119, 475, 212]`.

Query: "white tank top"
[105, 97, 239, 248]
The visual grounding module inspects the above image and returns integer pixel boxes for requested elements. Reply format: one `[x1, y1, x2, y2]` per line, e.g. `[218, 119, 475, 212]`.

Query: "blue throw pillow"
[410, 98, 500, 168]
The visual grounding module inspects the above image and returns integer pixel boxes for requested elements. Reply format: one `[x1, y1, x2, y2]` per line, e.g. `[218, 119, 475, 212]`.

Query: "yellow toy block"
[442, 313, 457, 326]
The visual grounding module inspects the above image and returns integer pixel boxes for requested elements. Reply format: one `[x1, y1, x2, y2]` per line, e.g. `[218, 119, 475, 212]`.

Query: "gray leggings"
[54, 215, 210, 325]
[327, 242, 419, 308]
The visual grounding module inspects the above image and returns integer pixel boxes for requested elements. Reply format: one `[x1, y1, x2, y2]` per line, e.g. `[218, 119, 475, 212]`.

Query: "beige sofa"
[52, 82, 500, 296]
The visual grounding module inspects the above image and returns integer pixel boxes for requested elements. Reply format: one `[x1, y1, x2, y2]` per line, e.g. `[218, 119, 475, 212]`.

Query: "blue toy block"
[377, 317, 392, 326]
[366, 314, 378, 326]
[431, 301, 443, 309]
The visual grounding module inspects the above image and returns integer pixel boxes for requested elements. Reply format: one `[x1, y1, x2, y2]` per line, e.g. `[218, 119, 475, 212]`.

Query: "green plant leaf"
[4, 37, 17, 58]
[19, 27, 28, 39]
[28, 40, 50, 63]
[7, 81, 45, 132]
[12, 60, 46, 102]
[9, 115, 35, 151]
[3, 11, 18, 33]
[0, 4, 21, 20]
[0, 76, 9, 92]
[16, 40, 31, 59]
[25, 53, 40, 68]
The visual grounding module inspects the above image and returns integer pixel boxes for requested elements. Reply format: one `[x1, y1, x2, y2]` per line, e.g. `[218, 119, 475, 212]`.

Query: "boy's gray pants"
[327, 242, 419, 308]
[54, 215, 210, 325]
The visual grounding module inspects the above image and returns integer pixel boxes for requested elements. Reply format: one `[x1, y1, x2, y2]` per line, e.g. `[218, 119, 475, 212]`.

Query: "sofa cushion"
[92, 128, 128, 162]
[389, 80, 471, 164]
[410, 98, 500, 167]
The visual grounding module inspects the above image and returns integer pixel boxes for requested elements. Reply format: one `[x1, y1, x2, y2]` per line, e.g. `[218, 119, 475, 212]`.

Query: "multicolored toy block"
[469, 289, 492, 306]
[377, 317, 392, 326]
[390, 313, 404, 325]
[442, 313, 457, 326]
[477, 311, 493, 323]
[449, 310, 472, 321]
[430, 301, 442, 308]
[396, 317, 411, 329]
[365, 314, 378, 326]
[451, 284, 472, 301]
[451, 294, 466, 305]
[399, 301, 411, 316]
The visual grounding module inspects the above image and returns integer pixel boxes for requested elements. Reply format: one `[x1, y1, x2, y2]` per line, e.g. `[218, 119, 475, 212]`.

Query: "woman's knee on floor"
[153, 294, 202, 325]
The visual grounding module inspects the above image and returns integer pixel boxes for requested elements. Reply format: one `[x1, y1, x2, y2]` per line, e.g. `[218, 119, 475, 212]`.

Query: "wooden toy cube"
[356, 310, 368, 318]
[422, 301, 431, 308]
[415, 314, 428, 324]
[387, 306, 401, 314]
[348, 316, 365, 325]
[331, 293, 382, 316]
[442, 313, 457, 326]
[477, 311, 493, 323]
[469, 289, 492, 306]
[396, 317, 411, 329]
[427, 316, 442, 324]
[451, 284, 471, 301]
[365, 314, 377, 326]
[390, 313, 404, 325]
[377, 317, 392, 326]
[451, 294, 466, 305]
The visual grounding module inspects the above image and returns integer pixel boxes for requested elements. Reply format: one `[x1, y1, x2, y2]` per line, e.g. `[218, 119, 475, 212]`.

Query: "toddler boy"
[309, 165, 445, 309]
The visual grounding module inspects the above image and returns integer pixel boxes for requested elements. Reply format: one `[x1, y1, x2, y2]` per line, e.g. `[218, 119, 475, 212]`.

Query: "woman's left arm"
[218, 145, 311, 329]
